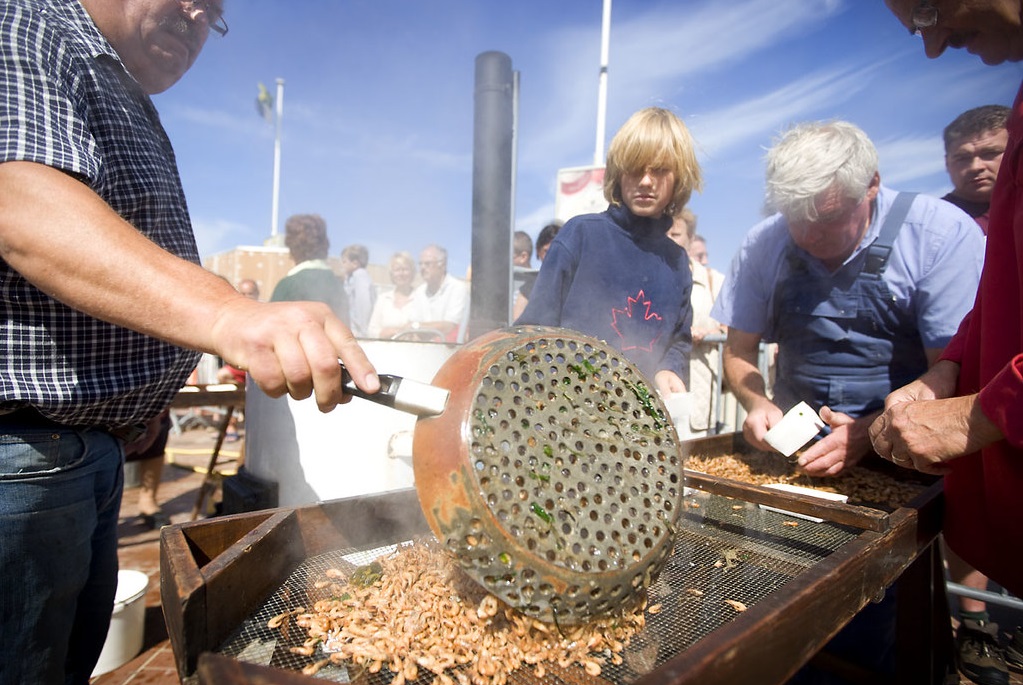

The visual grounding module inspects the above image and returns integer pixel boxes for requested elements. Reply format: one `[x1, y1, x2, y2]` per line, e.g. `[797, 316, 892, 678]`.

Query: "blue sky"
[155, 0, 1022, 278]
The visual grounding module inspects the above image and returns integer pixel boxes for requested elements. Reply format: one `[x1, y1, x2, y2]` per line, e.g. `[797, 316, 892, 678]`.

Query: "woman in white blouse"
[367, 251, 429, 338]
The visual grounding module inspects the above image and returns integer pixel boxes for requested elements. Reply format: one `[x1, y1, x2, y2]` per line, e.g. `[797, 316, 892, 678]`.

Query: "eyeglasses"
[181, 0, 228, 37]
[910, 0, 938, 36]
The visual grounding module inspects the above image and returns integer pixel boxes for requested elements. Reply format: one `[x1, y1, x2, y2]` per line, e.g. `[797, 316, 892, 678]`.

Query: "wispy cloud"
[610, 0, 845, 84]
[514, 201, 558, 236]
[517, 0, 848, 172]
[165, 103, 270, 139]
[192, 217, 258, 257]
[688, 63, 873, 160]
[875, 135, 947, 188]
[328, 132, 470, 171]
[252, 97, 474, 173]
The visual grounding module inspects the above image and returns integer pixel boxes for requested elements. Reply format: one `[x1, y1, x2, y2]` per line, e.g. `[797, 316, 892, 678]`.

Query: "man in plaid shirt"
[0, 2, 379, 682]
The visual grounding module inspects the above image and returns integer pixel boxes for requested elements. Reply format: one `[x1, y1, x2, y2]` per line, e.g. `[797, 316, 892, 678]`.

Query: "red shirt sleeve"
[977, 352, 1023, 447]
[939, 309, 971, 366]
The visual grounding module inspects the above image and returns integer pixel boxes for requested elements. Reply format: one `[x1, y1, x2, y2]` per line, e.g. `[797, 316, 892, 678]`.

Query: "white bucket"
[91, 569, 149, 677]
[122, 460, 141, 489]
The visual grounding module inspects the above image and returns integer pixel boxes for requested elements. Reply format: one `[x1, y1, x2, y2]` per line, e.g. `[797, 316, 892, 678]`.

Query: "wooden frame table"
[169, 384, 246, 520]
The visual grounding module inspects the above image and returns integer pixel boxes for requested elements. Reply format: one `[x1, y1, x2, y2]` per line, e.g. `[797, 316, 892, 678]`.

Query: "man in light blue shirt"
[713, 121, 982, 477]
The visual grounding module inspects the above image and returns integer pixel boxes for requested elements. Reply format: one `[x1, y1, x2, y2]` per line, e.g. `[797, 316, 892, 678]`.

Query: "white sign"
[555, 165, 606, 223]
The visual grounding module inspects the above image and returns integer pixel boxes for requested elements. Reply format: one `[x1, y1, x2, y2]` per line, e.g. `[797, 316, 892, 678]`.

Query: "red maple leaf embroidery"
[610, 290, 663, 352]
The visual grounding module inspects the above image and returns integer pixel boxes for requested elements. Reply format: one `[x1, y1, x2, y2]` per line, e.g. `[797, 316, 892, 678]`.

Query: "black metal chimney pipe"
[468, 51, 515, 341]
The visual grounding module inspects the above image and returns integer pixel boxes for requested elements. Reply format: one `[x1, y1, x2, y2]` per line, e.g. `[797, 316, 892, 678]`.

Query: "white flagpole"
[270, 78, 285, 241]
[594, 0, 611, 166]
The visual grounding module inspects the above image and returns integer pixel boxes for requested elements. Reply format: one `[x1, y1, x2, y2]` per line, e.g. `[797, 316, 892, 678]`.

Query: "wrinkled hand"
[741, 400, 784, 452]
[869, 394, 1002, 475]
[797, 407, 874, 477]
[209, 298, 379, 412]
[882, 360, 959, 410]
[867, 360, 993, 475]
[880, 377, 941, 415]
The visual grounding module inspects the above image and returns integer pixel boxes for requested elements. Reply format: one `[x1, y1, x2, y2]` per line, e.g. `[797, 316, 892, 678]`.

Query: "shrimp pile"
[270, 541, 649, 685]
[686, 451, 926, 509]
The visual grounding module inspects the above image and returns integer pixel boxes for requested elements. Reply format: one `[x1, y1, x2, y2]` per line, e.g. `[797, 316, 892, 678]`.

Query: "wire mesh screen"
[215, 489, 859, 684]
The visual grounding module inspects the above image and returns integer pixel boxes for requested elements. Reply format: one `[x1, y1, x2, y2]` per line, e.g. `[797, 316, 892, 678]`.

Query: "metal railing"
[946, 583, 1023, 613]
[697, 332, 755, 436]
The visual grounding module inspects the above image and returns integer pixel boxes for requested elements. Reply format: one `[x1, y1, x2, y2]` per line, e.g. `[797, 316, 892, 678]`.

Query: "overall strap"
[864, 192, 916, 276]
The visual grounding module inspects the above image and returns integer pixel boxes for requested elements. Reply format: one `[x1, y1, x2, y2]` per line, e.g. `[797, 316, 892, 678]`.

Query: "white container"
[122, 460, 141, 489]
[245, 339, 458, 506]
[91, 569, 149, 677]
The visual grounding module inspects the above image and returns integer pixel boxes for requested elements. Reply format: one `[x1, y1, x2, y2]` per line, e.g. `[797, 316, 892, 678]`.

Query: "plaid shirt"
[0, 0, 201, 429]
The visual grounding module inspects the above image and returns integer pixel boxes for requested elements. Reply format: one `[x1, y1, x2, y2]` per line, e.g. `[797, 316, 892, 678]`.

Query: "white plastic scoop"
[764, 401, 825, 457]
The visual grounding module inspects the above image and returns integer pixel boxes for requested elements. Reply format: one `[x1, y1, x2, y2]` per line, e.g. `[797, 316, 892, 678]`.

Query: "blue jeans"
[0, 426, 124, 685]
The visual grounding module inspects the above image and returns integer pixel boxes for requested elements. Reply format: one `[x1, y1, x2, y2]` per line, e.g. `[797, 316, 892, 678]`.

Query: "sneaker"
[1006, 626, 1023, 670]
[956, 619, 1009, 685]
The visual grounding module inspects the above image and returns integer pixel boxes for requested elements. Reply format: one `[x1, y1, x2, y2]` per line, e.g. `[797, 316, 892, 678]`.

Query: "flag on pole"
[255, 82, 274, 123]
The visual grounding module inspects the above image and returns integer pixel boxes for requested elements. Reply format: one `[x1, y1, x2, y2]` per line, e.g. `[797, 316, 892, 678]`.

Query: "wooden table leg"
[190, 405, 235, 521]
[895, 540, 957, 684]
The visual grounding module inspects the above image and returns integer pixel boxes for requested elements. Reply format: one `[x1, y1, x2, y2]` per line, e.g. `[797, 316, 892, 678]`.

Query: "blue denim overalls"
[771, 193, 926, 419]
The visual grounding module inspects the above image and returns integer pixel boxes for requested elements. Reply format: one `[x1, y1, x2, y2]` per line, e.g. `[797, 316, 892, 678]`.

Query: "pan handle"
[340, 364, 449, 417]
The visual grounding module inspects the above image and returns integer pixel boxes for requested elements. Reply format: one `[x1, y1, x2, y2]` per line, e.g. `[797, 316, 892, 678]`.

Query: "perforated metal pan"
[386, 326, 687, 625]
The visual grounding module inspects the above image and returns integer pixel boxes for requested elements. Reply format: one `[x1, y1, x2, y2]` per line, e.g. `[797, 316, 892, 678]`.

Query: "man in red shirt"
[874, 0, 1023, 673]
[939, 102, 1011, 685]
